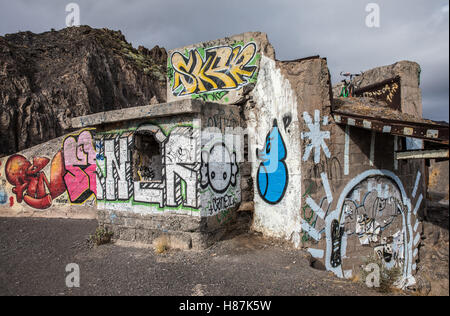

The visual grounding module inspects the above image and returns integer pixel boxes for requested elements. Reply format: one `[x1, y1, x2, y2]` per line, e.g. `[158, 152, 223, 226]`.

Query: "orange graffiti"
[5, 152, 66, 209]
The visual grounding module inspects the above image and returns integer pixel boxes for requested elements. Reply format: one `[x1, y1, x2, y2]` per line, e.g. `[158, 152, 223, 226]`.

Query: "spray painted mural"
[4, 152, 66, 209]
[301, 110, 422, 287]
[301, 110, 331, 164]
[168, 42, 259, 100]
[256, 119, 288, 204]
[63, 130, 97, 204]
[0, 114, 241, 220]
[200, 131, 241, 217]
[95, 120, 241, 217]
[1, 129, 97, 210]
[304, 170, 422, 287]
[96, 123, 201, 212]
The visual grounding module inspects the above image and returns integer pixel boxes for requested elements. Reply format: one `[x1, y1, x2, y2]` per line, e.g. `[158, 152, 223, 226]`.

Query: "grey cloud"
[0, 0, 448, 121]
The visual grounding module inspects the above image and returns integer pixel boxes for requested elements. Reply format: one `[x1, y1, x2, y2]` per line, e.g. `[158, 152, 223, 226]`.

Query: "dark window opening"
[132, 133, 163, 182]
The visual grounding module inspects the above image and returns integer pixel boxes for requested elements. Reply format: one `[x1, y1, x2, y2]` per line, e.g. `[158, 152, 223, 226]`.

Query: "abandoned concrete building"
[1, 32, 448, 290]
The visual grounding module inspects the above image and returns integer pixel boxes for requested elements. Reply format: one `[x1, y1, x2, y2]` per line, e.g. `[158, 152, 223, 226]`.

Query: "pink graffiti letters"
[63, 130, 97, 203]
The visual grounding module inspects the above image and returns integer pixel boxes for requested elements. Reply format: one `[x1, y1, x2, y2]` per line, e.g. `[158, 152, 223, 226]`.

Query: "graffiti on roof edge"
[168, 42, 259, 97]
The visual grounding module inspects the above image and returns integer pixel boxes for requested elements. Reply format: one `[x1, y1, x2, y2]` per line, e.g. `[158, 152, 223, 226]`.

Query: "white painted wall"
[248, 55, 303, 246]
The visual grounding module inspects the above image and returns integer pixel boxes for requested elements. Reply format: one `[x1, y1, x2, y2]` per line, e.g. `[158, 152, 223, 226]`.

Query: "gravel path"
[0, 216, 387, 296]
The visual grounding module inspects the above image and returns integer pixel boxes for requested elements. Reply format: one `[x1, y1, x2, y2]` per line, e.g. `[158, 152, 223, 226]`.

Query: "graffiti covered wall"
[169, 42, 258, 97]
[167, 32, 274, 105]
[0, 32, 428, 274]
[301, 120, 425, 288]
[0, 130, 97, 218]
[247, 55, 303, 242]
[0, 107, 242, 223]
[95, 120, 201, 215]
[93, 106, 242, 222]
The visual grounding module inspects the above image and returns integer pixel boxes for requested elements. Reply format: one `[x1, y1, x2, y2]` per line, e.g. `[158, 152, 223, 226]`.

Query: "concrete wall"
[427, 159, 449, 202]
[305, 62, 426, 287]
[167, 32, 274, 105]
[93, 104, 243, 248]
[0, 129, 97, 218]
[245, 55, 303, 242]
[0, 101, 244, 249]
[333, 61, 422, 117]
[302, 122, 425, 287]
[95, 115, 202, 215]
[163, 32, 428, 287]
[419, 159, 449, 295]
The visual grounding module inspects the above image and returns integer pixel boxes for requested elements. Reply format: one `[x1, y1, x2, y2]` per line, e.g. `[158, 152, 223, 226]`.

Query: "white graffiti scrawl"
[301, 110, 331, 164]
[96, 124, 200, 210]
[304, 169, 423, 289]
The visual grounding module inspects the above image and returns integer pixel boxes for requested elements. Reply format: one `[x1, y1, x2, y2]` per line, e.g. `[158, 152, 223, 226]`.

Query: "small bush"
[89, 226, 114, 246]
[153, 235, 170, 254]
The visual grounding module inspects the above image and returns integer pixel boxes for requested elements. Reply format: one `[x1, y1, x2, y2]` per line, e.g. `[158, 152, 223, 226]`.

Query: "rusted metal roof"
[332, 97, 449, 145]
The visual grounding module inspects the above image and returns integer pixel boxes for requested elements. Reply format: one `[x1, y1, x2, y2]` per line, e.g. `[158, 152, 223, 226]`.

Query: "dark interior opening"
[132, 133, 163, 182]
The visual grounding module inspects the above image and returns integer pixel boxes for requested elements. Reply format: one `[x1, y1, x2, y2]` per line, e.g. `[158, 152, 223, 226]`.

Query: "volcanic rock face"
[0, 26, 167, 157]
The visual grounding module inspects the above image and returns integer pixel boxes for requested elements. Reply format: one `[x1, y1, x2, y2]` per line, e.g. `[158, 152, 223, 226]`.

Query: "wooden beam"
[395, 149, 449, 160]
[332, 113, 449, 145]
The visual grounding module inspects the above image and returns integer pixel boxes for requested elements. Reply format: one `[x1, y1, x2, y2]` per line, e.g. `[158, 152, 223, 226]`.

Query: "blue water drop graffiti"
[256, 119, 288, 204]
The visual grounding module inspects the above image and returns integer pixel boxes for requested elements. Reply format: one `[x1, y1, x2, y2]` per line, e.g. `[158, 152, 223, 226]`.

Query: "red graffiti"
[9, 196, 14, 207]
[4, 152, 66, 209]
[63, 130, 97, 203]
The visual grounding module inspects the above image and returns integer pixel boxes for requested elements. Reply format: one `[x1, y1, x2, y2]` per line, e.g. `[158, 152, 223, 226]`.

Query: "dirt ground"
[0, 216, 402, 296]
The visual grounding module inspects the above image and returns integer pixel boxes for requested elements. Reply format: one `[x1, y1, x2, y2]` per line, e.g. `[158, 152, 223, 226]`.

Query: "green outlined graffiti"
[168, 42, 260, 97]
[96, 122, 201, 212]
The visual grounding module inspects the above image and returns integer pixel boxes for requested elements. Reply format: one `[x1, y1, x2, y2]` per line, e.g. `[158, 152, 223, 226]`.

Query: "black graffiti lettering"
[330, 219, 344, 268]
[208, 194, 235, 215]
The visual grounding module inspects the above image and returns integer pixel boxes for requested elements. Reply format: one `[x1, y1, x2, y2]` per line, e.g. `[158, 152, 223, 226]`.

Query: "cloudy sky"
[1, 0, 448, 121]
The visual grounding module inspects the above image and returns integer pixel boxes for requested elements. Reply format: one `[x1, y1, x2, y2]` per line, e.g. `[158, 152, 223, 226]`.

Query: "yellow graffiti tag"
[362, 82, 399, 103]
[171, 43, 257, 96]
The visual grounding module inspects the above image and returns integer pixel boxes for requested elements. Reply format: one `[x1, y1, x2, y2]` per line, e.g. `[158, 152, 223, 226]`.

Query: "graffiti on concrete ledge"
[256, 119, 288, 204]
[4, 152, 66, 209]
[169, 42, 258, 97]
[96, 124, 201, 210]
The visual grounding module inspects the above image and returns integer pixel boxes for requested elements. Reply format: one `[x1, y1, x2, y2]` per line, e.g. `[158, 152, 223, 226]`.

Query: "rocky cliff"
[0, 26, 167, 157]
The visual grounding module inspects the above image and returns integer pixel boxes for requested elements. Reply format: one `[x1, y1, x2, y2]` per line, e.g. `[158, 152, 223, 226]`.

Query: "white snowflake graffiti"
[301, 110, 331, 164]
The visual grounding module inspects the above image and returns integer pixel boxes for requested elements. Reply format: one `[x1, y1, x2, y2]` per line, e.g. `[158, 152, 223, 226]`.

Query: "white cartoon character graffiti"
[200, 142, 238, 193]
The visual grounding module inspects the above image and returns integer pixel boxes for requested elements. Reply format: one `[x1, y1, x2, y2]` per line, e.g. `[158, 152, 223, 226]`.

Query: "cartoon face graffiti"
[4, 152, 66, 209]
[200, 143, 238, 193]
[256, 119, 288, 204]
